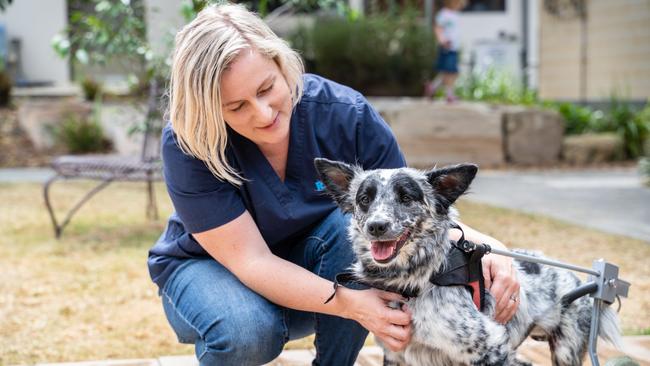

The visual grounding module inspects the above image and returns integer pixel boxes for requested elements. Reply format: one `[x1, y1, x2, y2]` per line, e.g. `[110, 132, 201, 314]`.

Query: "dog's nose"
[367, 220, 389, 237]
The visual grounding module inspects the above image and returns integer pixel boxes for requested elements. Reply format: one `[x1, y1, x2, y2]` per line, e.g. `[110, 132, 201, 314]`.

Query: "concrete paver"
[25, 340, 650, 366]
[156, 356, 196, 366]
[34, 359, 157, 366]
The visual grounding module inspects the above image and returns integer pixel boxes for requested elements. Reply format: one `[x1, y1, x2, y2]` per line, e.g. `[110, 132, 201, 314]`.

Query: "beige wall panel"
[539, 0, 650, 100]
[539, 2, 582, 99]
[587, 0, 650, 99]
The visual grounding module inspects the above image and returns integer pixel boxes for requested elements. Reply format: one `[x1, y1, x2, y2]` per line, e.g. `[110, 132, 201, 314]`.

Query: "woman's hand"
[339, 287, 412, 352]
[482, 254, 520, 324]
[449, 222, 521, 324]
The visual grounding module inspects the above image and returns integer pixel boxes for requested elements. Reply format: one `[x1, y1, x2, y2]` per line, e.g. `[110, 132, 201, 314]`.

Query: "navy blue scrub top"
[148, 74, 406, 290]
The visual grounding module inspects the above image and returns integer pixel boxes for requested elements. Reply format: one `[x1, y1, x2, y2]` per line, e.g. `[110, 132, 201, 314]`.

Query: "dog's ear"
[314, 158, 356, 212]
[426, 164, 478, 210]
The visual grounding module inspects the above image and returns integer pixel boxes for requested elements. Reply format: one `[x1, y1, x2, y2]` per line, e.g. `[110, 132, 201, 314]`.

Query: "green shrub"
[456, 68, 537, 105]
[55, 108, 111, 154]
[80, 77, 103, 102]
[550, 97, 649, 159]
[604, 97, 649, 159]
[553, 102, 605, 135]
[633, 100, 650, 157]
[290, 10, 435, 96]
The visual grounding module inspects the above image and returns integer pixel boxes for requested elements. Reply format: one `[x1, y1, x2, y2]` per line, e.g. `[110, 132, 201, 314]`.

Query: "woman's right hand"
[339, 287, 413, 352]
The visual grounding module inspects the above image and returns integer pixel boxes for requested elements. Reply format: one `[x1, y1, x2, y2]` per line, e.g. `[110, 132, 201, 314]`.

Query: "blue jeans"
[160, 209, 368, 366]
[436, 47, 459, 73]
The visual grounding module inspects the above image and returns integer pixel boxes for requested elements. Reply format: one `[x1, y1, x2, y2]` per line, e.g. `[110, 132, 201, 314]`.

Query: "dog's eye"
[400, 195, 412, 205]
[359, 195, 370, 206]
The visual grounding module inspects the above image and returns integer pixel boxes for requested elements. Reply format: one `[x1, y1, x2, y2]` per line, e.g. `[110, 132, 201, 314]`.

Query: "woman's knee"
[162, 259, 288, 365]
[198, 312, 287, 365]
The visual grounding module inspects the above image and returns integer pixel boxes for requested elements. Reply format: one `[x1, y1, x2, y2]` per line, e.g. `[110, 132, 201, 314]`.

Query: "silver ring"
[509, 294, 519, 302]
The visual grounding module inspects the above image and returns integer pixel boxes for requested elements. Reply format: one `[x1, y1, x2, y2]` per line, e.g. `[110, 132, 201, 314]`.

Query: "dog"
[314, 158, 622, 366]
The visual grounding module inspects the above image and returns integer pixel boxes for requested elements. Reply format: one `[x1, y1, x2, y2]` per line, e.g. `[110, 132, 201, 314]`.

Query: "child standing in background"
[425, 0, 466, 103]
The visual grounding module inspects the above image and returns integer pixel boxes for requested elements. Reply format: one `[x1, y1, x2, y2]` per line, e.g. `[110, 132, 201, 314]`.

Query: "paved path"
[0, 167, 54, 183]
[29, 337, 650, 366]
[468, 167, 650, 243]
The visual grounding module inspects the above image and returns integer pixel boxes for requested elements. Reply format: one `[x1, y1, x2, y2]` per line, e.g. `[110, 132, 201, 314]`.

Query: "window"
[462, 0, 506, 12]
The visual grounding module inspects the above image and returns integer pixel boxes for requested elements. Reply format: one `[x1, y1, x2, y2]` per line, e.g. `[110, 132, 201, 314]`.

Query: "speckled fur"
[314, 159, 622, 366]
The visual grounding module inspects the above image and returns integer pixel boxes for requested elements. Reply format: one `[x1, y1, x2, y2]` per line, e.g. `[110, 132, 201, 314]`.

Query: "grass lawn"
[1, 182, 648, 364]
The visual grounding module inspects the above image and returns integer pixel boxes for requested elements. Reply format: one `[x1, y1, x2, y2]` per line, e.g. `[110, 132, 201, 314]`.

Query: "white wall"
[459, 0, 522, 50]
[0, 0, 185, 88]
[527, 0, 539, 89]
[145, 0, 186, 56]
[456, 0, 539, 88]
[0, 0, 70, 86]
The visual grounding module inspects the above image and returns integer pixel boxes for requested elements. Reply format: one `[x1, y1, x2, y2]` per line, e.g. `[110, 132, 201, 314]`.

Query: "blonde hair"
[168, 3, 304, 185]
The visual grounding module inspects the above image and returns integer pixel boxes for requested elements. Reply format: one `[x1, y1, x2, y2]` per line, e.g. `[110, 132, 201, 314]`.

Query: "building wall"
[0, 0, 185, 88]
[145, 0, 186, 56]
[459, 0, 523, 49]
[539, 0, 650, 101]
[457, 0, 540, 88]
[0, 0, 70, 86]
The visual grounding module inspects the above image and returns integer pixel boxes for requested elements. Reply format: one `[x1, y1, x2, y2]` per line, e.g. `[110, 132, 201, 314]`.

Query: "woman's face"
[220, 49, 293, 150]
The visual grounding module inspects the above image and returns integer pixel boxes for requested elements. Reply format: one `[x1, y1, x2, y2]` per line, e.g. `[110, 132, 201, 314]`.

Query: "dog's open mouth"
[370, 229, 411, 263]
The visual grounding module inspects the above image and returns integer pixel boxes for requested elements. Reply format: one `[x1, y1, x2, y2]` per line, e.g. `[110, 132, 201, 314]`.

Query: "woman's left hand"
[482, 253, 520, 324]
[450, 222, 520, 324]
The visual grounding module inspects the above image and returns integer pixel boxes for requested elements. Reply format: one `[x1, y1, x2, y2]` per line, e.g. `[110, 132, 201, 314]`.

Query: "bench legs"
[43, 175, 160, 238]
[146, 174, 158, 220]
[43, 175, 114, 238]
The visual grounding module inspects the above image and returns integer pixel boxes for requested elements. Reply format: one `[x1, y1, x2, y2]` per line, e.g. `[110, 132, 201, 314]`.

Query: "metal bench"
[43, 80, 163, 238]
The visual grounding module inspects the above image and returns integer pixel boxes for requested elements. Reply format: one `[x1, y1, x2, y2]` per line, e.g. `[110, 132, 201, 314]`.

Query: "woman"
[147, 3, 520, 365]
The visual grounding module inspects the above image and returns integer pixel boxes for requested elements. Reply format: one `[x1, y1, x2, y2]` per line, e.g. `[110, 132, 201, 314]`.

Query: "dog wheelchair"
[460, 241, 631, 366]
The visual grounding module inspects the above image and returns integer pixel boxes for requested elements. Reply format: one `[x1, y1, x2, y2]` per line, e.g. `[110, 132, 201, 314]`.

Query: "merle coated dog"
[314, 158, 622, 366]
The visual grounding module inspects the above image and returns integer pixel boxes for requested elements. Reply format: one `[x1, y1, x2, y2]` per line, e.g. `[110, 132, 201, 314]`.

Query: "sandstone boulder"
[502, 108, 565, 164]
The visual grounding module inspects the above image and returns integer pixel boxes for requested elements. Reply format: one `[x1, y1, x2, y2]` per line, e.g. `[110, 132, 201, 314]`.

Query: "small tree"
[52, 0, 159, 95]
[52, 0, 173, 137]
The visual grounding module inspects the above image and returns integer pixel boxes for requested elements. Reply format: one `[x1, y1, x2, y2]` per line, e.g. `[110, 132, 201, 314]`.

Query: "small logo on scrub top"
[314, 180, 326, 191]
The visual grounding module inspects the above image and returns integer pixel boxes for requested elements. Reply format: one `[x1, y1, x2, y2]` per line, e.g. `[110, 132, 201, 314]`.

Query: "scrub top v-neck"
[148, 74, 407, 290]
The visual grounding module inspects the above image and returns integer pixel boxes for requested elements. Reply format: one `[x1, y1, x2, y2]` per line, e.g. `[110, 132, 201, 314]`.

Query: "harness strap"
[325, 224, 488, 311]
[324, 271, 418, 304]
[430, 223, 488, 311]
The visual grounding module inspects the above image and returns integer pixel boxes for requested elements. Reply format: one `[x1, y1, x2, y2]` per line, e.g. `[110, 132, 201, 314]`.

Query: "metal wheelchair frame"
[478, 245, 631, 366]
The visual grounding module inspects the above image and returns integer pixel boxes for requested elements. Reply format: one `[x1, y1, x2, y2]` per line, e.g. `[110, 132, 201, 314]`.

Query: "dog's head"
[314, 158, 477, 269]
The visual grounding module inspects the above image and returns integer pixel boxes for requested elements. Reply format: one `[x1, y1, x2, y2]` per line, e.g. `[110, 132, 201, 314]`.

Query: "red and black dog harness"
[325, 224, 489, 311]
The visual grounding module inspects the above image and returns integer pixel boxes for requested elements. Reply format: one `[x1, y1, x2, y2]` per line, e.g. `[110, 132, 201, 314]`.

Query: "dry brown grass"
[1, 182, 192, 364]
[0, 182, 648, 364]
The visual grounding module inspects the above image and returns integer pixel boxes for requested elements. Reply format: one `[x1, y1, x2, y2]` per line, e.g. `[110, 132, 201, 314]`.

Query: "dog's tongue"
[371, 240, 397, 261]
